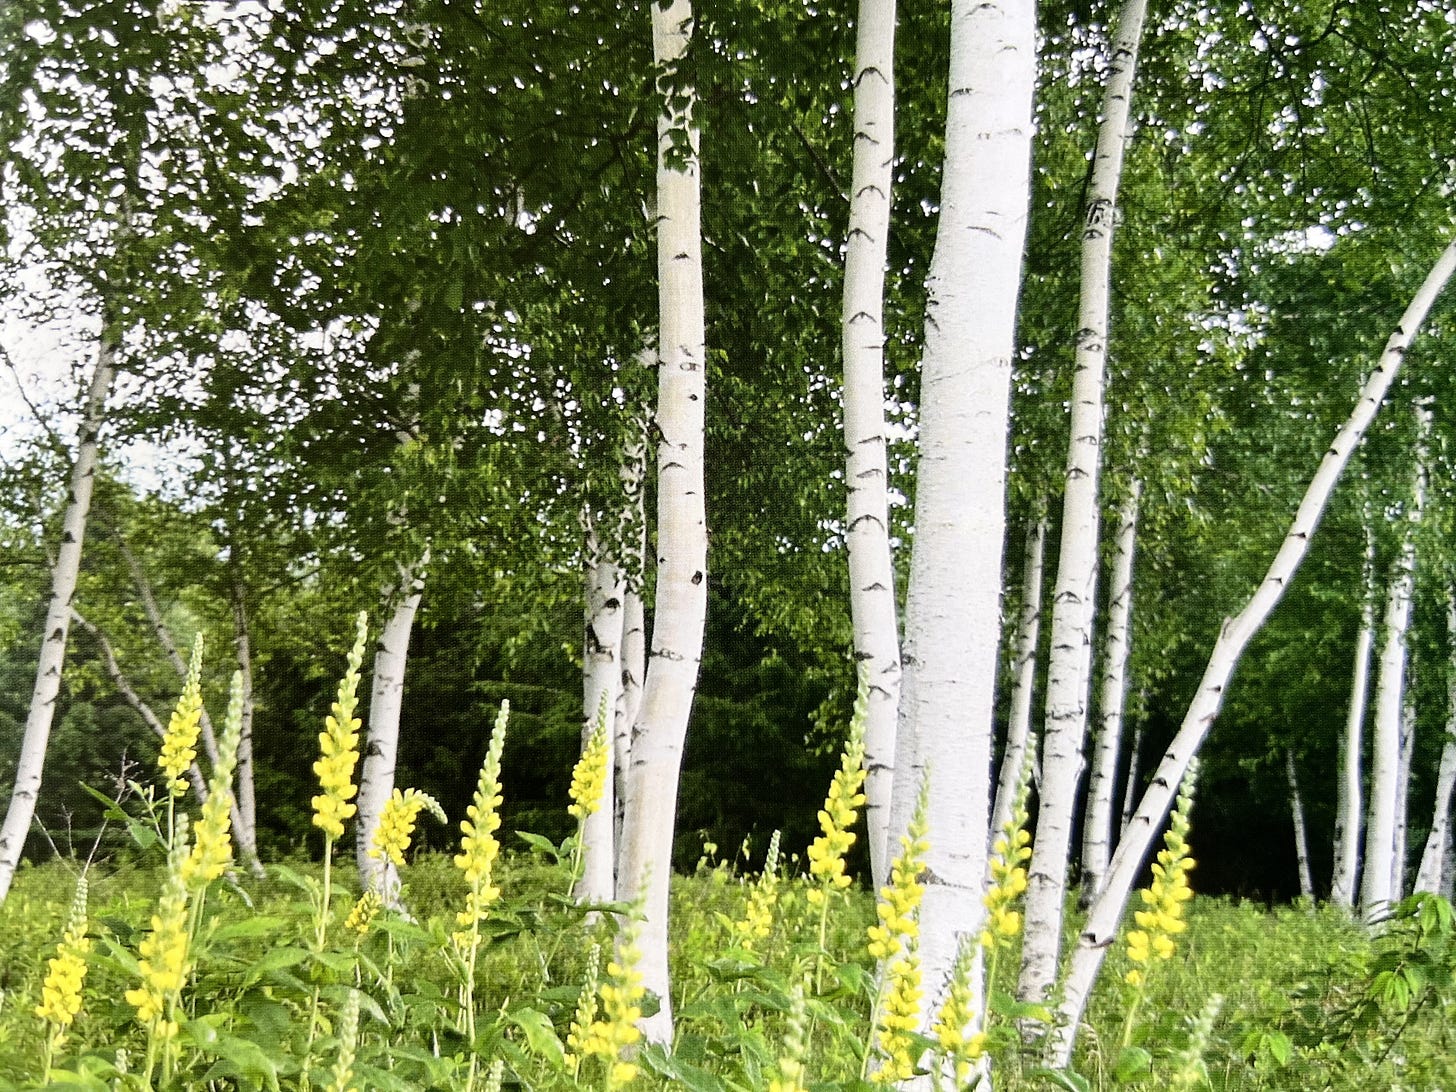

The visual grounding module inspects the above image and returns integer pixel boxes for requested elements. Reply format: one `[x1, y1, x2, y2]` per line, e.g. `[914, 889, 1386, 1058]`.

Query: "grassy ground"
[1, 843, 1454, 1091]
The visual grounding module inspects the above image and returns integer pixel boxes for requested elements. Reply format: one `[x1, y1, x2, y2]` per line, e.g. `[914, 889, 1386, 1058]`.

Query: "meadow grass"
[2, 640, 1453, 1090]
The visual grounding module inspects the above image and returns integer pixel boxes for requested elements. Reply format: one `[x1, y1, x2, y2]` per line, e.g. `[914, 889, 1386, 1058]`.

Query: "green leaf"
[504, 1007, 565, 1068]
[639, 1042, 727, 1092]
[185, 1018, 283, 1091]
[1112, 1046, 1153, 1083]
[515, 829, 563, 860]
[1028, 1068, 1092, 1092]
[209, 915, 289, 943]
[239, 945, 312, 988]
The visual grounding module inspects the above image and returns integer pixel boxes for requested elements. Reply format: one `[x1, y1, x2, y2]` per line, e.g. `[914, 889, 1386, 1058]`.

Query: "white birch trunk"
[1079, 478, 1142, 902]
[1020, 0, 1148, 1009]
[1286, 749, 1314, 901]
[991, 505, 1047, 844]
[1414, 591, 1456, 896]
[1361, 403, 1429, 919]
[1119, 718, 1144, 834]
[1048, 236, 1456, 1067]
[1393, 694, 1417, 900]
[888, 2, 1034, 1083]
[0, 335, 115, 904]
[356, 555, 428, 898]
[842, 0, 901, 892]
[579, 517, 625, 904]
[618, 0, 709, 1043]
[1331, 515, 1376, 909]
[229, 578, 265, 876]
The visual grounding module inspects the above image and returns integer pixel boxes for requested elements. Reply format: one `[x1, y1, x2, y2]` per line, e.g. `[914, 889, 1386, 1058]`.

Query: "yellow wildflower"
[35, 876, 92, 1057]
[569, 693, 612, 821]
[868, 773, 930, 1084]
[1121, 761, 1199, 1043]
[454, 702, 509, 945]
[805, 680, 867, 906]
[158, 636, 205, 798]
[733, 829, 781, 951]
[565, 943, 602, 1078]
[126, 815, 193, 1044]
[311, 613, 368, 839]
[932, 937, 988, 1087]
[576, 918, 646, 1089]
[345, 889, 383, 938]
[370, 787, 445, 867]
[981, 752, 1033, 952]
[182, 671, 245, 889]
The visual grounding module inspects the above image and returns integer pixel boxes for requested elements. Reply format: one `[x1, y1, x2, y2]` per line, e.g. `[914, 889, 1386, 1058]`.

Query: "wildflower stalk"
[769, 978, 810, 1092]
[931, 936, 987, 1090]
[865, 772, 930, 1084]
[370, 787, 445, 870]
[325, 989, 362, 1092]
[453, 701, 509, 1086]
[126, 814, 193, 1089]
[1121, 759, 1199, 1049]
[568, 693, 612, 896]
[158, 635, 205, 845]
[183, 670, 245, 936]
[35, 876, 91, 1082]
[980, 749, 1033, 1008]
[806, 675, 868, 988]
[565, 943, 603, 1080]
[311, 612, 368, 951]
[733, 829, 781, 954]
[576, 912, 647, 1091]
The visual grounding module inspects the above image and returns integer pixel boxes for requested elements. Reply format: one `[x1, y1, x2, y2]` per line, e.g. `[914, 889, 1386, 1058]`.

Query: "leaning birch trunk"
[887, 1, 1035, 1083]
[1361, 403, 1429, 919]
[120, 537, 223, 767]
[618, 0, 709, 1043]
[356, 555, 428, 899]
[1414, 591, 1456, 895]
[0, 334, 115, 904]
[1286, 749, 1314, 901]
[841, 0, 901, 892]
[70, 608, 210, 803]
[229, 578, 265, 876]
[1047, 236, 1456, 1068]
[1119, 712, 1144, 833]
[991, 505, 1048, 844]
[1020, 0, 1149, 1011]
[1080, 478, 1142, 902]
[578, 515, 626, 904]
[1331, 514, 1377, 909]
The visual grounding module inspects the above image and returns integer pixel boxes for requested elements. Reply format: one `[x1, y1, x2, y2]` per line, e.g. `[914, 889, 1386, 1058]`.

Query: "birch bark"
[888, 1, 1034, 1082]
[618, 0, 709, 1043]
[841, 0, 901, 891]
[1361, 402, 1429, 919]
[0, 330, 115, 904]
[356, 556, 428, 898]
[1286, 749, 1314, 901]
[1331, 513, 1376, 909]
[1415, 592, 1456, 895]
[1080, 478, 1142, 902]
[1048, 236, 1456, 1067]
[578, 514, 626, 904]
[1021, 0, 1148, 1009]
[991, 506, 1047, 845]
[1119, 718, 1144, 834]
[229, 576, 264, 876]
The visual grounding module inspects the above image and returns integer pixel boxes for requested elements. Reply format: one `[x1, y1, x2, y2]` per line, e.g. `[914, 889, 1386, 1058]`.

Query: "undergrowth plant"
[9, 619, 1456, 1091]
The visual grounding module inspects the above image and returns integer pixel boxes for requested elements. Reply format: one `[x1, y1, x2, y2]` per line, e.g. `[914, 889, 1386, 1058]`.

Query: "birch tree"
[0, 333, 114, 902]
[1079, 476, 1142, 901]
[1047, 236, 1456, 1066]
[888, 0, 1035, 1081]
[1361, 401, 1431, 919]
[617, 0, 709, 1043]
[578, 511, 626, 904]
[991, 505, 1048, 843]
[1286, 749, 1315, 901]
[1415, 590, 1456, 896]
[1021, 0, 1149, 1009]
[1331, 507, 1377, 908]
[841, 0, 901, 891]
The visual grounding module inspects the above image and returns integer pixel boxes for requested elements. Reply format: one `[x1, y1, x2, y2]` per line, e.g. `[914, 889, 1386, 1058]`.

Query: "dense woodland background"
[0, 0, 1454, 909]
